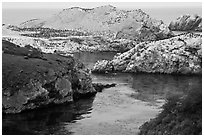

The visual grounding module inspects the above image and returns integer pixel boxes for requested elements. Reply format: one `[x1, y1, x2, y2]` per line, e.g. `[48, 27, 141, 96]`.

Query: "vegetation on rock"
[139, 86, 202, 135]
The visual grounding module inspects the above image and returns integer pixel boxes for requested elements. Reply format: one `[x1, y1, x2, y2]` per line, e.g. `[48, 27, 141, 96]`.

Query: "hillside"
[19, 5, 173, 41]
[169, 14, 202, 32]
[139, 86, 202, 135]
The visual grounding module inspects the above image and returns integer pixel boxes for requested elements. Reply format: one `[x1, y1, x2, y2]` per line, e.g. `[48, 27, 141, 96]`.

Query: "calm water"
[2, 52, 202, 135]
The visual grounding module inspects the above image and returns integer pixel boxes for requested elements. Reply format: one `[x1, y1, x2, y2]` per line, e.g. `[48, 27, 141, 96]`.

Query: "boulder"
[92, 83, 116, 92]
[93, 60, 114, 73]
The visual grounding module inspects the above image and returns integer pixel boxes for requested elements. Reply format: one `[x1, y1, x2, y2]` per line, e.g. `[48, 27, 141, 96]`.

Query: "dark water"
[2, 52, 202, 135]
[3, 97, 97, 135]
[3, 98, 94, 135]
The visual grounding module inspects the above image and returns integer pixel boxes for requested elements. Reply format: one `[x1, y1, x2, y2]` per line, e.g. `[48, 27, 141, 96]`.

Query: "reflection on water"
[92, 73, 202, 105]
[2, 51, 202, 135]
[3, 97, 95, 135]
[131, 74, 202, 102]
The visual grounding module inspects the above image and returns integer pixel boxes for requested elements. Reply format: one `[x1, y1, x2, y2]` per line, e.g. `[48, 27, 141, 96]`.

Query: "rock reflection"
[130, 74, 202, 104]
[92, 72, 201, 105]
[2, 97, 95, 135]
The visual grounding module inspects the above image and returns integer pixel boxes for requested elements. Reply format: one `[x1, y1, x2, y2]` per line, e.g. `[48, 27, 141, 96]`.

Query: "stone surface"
[169, 14, 202, 32]
[2, 40, 96, 114]
[93, 33, 202, 75]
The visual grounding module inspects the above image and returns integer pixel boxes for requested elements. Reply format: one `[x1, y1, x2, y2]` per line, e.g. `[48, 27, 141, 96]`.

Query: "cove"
[2, 52, 201, 135]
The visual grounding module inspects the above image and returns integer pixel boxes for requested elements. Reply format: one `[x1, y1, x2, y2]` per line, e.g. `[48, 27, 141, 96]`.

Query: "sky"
[2, 2, 202, 25]
[2, 2, 202, 10]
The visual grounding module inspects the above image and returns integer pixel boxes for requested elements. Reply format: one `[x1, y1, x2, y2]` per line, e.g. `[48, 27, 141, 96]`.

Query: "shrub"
[139, 87, 202, 135]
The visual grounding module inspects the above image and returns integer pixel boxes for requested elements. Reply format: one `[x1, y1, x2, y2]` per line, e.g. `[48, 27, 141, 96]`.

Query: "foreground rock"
[19, 5, 173, 41]
[93, 33, 202, 74]
[92, 83, 116, 92]
[139, 87, 202, 135]
[2, 40, 96, 114]
[169, 14, 202, 32]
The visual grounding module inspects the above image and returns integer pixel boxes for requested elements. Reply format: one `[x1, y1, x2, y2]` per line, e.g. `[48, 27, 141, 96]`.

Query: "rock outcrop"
[19, 5, 173, 41]
[2, 40, 96, 114]
[93, 33, 202, 75]
[169, 14, 202, 32]
[92, 83, 116, 92]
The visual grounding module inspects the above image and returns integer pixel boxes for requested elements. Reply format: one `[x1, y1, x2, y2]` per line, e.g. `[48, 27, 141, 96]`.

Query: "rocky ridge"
[169, 14, 202, 32]
[19, 5, 173, 41]
[93, 33, 202, 74]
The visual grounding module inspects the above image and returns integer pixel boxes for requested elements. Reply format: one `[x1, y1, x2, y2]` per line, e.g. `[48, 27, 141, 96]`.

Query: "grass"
[139, 86, 202, 135]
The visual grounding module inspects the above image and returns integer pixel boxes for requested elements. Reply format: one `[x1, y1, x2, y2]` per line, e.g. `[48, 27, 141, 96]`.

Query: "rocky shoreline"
[93, 33, 202, 75]
[2, 40, 115, 114]
[2, 4, 202, 135]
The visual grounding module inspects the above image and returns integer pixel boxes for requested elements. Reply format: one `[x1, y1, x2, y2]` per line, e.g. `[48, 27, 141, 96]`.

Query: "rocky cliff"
[93, 33, 202, 74]
[169, 14, 202, 32]
[19, 5, 173, 41]
[2, 40, 96, 114]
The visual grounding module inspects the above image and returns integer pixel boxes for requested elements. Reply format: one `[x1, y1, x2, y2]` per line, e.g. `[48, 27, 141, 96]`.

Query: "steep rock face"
[19, 5, 173, 41]
[2, 40, 96, 114]
[93, 33, 202, 74]
[169, 14, 202, 32]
